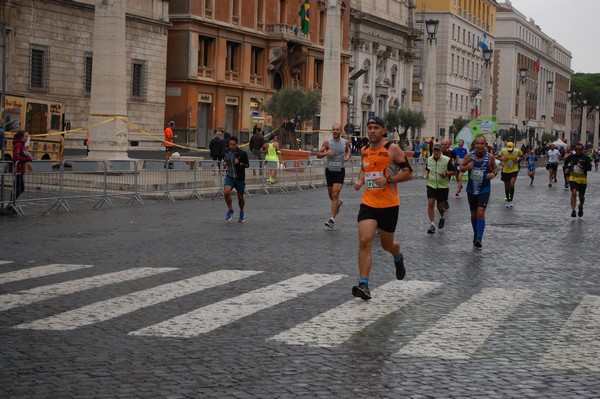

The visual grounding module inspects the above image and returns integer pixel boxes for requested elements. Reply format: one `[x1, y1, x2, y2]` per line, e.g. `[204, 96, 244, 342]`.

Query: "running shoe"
[455, 189, 461, 196]
[554, 177, 558, 183]
[508, 201, 514, 208]
[474, 238, 483, 248]
[427, 225, 435, 234]
[578, 205, 583, 217]
[444, 201, 450, 210]
[225, 210, 234, 221]
[352, 282, 372, 301]
[438, 217, 445, 229]
[238, 212, 246, 223]
[571, 210, 576, 218]
[324, 218, 335, 229]
[505, 202, 510, 208]
[394, 254, 406, 280]
[548, 183, 552, 187]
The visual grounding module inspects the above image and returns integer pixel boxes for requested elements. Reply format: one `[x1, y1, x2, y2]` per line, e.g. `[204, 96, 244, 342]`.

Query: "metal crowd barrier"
[0, 155, 556, 216]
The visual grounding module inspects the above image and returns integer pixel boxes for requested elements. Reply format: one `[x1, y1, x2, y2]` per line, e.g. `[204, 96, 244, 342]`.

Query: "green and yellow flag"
[299, 0, 310, 34]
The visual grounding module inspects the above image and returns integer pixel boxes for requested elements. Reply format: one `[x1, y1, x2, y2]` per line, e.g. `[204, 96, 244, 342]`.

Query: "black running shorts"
[357, 204, 399, 233]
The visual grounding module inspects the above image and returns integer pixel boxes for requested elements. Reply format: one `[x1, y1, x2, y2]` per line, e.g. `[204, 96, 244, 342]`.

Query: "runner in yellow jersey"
[497, 141, 523, 208]
[351, 116, 413, 301]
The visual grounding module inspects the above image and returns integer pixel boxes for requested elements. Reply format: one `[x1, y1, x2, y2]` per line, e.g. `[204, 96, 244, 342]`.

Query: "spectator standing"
[11, 130, 33, 201]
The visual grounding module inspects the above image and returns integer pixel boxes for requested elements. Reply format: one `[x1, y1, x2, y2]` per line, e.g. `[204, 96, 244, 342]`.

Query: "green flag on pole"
[299, 0, 310, 34]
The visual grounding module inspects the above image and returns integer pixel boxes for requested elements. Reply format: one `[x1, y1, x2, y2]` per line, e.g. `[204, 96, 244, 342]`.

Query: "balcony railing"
[266, 24, 311, 44]
[198, 67, 214, 79]
[250, 74, 264, 85]
[470, 80, 482, 92]
[225, 70, 240, 82]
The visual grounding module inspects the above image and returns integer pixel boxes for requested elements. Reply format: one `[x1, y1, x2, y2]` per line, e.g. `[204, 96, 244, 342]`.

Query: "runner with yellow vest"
[497, 141, 523, 208]
[351, 116, 413, 301]
[423, 143, 457, 234]
[261, 135, 281, 185]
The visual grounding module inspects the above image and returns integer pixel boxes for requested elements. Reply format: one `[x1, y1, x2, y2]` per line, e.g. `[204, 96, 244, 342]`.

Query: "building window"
[314, 59, 324, 89]
[257, 0, 265, 30]
[250, 46, 265, 85]
[204, 0, 213, 18]
[131, 59, 146, 100]
[225, 41, 241, 82]
[232, 0, 240, 24]
[198, 35, 215, 78]
[29, 44, 48, 91]
[84, 53, 93, 94]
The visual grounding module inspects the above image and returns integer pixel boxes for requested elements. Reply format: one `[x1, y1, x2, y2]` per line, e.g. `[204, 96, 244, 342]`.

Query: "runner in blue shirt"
[527, 150, 537, 186]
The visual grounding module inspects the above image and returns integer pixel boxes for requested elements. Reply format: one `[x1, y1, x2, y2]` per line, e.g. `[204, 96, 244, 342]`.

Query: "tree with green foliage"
[261, 87, 321, 149]
[452, 117, 469, 137]
[571, 73, 600, 106]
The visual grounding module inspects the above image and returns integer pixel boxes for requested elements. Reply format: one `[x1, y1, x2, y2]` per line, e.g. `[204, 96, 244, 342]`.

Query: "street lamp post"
[424, 19, 438, 139]
[544, 80, 554, 139]
[481, 48, 493, 118]
[517, 67, 527, 142]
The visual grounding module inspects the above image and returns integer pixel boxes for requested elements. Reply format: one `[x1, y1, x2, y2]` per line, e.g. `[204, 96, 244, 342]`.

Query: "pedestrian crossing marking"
[130, 273, 345, 338]
[0, 267, 177, 312]
[0, 263, 93, 284]
[0, 261, 14, 266]
[538, 295, 600, 372]
[268, 280, 442, 347]
[396, 288, 534, 360]
[14, 270, 262, 331]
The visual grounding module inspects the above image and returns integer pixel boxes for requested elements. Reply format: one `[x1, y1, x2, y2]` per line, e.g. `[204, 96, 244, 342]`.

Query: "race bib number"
[573, 165, 584, 174]
[328, 161, 343, 172]
[506, 161, 514, 169]
[365, 171, 384, 189]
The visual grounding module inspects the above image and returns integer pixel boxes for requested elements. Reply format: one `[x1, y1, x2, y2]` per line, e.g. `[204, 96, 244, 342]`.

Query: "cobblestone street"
[1, 169, 599, 398]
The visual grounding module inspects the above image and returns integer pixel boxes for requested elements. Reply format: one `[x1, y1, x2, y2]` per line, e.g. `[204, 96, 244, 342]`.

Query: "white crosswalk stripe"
[14, 270, 262, 331]
[0, 267, 177, 311]
[0, 260, 14, 266]
[396, 288, 534, 360]
[130, 273, 345, 338]
[269, 280, 441, 347]
[0, 263, 93, 284]
[3, 263, 600, 372]
[538, 295, 600, 372]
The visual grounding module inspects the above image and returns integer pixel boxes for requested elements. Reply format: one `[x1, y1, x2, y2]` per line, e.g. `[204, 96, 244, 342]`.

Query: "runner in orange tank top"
[351, 116, 414, 300]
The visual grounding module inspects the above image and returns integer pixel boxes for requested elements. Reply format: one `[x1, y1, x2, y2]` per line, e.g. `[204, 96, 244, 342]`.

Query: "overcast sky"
[505, 0, 599, 73]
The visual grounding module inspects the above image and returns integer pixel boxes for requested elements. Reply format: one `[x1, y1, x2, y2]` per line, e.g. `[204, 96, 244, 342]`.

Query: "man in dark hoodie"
[222, 136, 249, 223]
[12, 130, 33, 200]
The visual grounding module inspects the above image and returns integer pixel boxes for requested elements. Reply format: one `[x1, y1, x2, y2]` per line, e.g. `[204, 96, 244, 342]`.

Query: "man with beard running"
[351, 116, 413, 300]
[457, 136, 499, 248]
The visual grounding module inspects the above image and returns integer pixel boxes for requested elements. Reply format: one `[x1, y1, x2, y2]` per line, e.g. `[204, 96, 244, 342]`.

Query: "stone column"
[319, 0, 341, 146]
[580, 103, 588, 144]
[87, 0, 129, 160]
[565, 97, 572, 146]
[594, 106, 599, 149]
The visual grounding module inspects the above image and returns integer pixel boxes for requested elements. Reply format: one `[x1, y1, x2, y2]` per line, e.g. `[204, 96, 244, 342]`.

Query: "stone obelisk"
[318, 0, 341, 146]
[87, 0, 129, 160]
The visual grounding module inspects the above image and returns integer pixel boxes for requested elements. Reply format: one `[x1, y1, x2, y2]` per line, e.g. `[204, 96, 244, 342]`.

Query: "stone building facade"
[495, 1, 572, 146]
[0, 0, 170, 150]
[348, 0, 418, 138]
[164, 0, 351, 149]
[415, 0, 498, 140]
